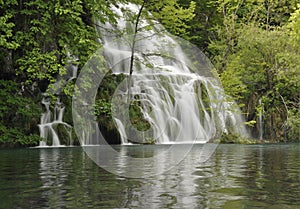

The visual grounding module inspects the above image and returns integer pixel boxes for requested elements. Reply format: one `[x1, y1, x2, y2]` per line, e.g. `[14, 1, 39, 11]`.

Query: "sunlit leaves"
[17, 49, 63, 84]
[8, 0, 110, 90]
[288, 4, 300, 46]
[208, 0, 300, 140]
[0, 0, 19, 49]
[148, 0, 196, 39]
[219, 56, 247, 101]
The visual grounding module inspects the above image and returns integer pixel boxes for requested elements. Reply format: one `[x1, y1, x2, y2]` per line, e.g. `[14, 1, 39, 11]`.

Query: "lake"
[0, 144, 299, 208]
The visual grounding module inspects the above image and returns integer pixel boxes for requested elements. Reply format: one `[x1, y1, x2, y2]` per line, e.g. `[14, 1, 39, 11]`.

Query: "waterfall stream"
[258, 99, 264, 140]
[90, 3, 249, 144]
[38, 55, 77, 146]
[42, 3, 249, 146]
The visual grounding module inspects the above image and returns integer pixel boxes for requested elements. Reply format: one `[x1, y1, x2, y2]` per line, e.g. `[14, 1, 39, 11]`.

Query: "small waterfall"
[38, 96, 73, 146]
[93, 3, 249, 144]
[114, 118, 129, 144]
[258, 99, 263, 140]
[38, 55, 77, 146]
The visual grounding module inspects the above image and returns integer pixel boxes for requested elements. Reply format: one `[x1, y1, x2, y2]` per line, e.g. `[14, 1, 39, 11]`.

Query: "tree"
[289, 3, 300, 45]
[0, 0, 119, 146]
[227, 25, 299, 140]
[147, 0, 196, 39]
[208, 0, 300, 140]
[0, 80, 41, 146]
[91, 0, 196, 143]
[103, 0, 195, 104]
[0, 0, 19, 77]
[285, 4, 300, 141]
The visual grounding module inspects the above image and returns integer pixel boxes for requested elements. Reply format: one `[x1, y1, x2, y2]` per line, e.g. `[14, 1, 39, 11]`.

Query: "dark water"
[0, 144, 299, 209]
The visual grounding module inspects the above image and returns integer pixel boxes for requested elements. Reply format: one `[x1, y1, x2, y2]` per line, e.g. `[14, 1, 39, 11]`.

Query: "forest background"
[0, 0, 299, 147]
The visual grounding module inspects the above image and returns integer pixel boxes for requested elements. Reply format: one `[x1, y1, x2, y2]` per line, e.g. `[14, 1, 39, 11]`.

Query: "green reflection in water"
[0, 144, 299, 208]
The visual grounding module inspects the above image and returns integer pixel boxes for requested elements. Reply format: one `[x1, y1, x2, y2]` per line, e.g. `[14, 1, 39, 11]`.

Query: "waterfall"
[89, 3, 249, 144]
[258, 99, 263, 140]
[38, 97, 61, 146]
[38, 97, 72, 146]
[38, 54, 77, 146]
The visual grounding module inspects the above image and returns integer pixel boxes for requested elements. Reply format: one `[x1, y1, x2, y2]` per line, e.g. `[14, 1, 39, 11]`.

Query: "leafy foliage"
[0, 0, 117, 146]
[289, 4, 300, 45]
[148, 0, 196, 39]
[208, 0, 300, 141]
[286, 109, 300, 141]
[0, 0, 299, 145]
[0, 80, 41, 146]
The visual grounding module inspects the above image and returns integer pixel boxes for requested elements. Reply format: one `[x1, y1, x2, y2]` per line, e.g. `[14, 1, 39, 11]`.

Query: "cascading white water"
[258, 99, 263, 140]
[96, 3, 249, 144]
[38, 97, 65, 146]
[38, 54, 77, 146]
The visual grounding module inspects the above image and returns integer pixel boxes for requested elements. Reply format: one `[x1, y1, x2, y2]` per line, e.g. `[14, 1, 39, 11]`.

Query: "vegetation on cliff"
[0, 0, 299, 146]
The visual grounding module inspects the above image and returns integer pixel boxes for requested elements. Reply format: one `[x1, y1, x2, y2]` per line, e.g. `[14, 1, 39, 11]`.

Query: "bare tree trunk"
[127, 0, 146, 103]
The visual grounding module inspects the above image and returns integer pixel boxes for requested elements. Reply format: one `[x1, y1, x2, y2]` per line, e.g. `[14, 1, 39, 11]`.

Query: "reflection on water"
[39, 149, 72, 208]
[0, 144, 299, 208]
[83, 144, 217, 178]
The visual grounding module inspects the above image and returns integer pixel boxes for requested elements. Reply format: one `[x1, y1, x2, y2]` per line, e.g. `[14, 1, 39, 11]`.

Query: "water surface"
[0, 144, 299, 208]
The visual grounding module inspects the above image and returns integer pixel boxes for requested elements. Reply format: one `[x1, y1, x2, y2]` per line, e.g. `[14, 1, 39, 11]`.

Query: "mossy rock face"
[219, 132, 240, 144]
[129, 96, 151, 132]
[218, 131, 256, 144]
[70, 129, 80, 145]
[56, 124, 73, 145]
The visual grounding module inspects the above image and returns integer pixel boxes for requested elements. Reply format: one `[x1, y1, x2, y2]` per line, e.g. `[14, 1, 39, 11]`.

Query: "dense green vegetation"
[0, 0, 299, 146]
[206, 0, 300, 142]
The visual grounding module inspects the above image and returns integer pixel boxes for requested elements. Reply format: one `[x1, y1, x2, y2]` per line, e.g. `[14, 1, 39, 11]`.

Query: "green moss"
[217, 131, 256, 144]
[129, 98, 151, 132]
